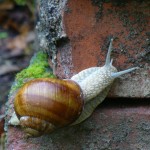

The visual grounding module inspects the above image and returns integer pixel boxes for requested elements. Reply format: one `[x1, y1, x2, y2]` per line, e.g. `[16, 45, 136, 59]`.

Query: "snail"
[9, 39, 138, 137]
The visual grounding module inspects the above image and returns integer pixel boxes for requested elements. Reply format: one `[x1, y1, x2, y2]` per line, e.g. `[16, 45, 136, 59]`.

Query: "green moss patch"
[10, 51, 55, 95]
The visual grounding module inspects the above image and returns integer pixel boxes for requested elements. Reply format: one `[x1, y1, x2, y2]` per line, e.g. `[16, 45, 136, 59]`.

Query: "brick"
[6, 100, 150, 150]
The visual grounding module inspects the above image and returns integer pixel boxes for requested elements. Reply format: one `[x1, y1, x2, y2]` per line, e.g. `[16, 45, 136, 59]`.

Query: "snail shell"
[14, 78, 84, 137]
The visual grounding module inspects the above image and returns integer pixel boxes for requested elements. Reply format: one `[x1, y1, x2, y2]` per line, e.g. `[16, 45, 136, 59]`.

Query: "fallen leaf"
[0, 61, 20, 75]
[7, 31, 35, 50]
[0, 0, 14, 10]
[7, 35, 26, 50]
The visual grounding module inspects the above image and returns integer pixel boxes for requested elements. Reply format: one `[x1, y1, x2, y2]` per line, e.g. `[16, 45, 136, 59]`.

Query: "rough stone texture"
[36, 0, 67, 69]
[5, 0, 150, 149]
[6, 100, 150, 150]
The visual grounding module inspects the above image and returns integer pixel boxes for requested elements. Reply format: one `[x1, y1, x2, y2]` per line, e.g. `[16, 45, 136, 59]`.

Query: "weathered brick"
[6, 100, 150, 150]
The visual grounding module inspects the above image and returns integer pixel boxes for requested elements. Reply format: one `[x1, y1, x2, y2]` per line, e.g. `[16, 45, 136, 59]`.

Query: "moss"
[14, 0, 26, 5]
[14, 0, 34, 6]
[10, 51, 56, 95]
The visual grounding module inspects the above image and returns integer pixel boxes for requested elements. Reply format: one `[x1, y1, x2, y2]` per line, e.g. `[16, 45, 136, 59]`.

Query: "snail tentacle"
[111, 67, 139, 78]
[110, 59, 113, 65]
[105, 38, 113, 67]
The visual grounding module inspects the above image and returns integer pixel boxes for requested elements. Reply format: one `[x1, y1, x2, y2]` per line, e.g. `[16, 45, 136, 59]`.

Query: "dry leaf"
[0, 0, 14, 10]
[7, 31, 35, 50]
[0, 61, 19, 75]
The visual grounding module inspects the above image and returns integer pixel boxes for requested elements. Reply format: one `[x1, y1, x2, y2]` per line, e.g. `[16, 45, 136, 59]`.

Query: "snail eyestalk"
[105, 38, 113, 67]
[111, 67, 139, 78]
[110, 59, 113, 67]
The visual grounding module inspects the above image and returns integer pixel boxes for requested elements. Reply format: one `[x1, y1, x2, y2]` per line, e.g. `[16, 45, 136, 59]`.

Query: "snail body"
[9, 39, 138, 137]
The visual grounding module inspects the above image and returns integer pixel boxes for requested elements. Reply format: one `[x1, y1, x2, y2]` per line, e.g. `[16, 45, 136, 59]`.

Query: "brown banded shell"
[14, 78, 84, 137]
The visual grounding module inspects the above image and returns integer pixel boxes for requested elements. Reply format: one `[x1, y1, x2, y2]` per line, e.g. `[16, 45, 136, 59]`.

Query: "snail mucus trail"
[9, 39, 138, 137]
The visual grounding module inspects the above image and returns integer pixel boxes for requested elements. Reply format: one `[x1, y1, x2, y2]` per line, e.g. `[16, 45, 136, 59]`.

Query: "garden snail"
[9, 39, 138, 137]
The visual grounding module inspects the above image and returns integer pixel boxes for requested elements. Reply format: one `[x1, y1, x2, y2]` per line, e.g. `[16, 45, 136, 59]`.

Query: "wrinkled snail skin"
[9, 39, 138, 137]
